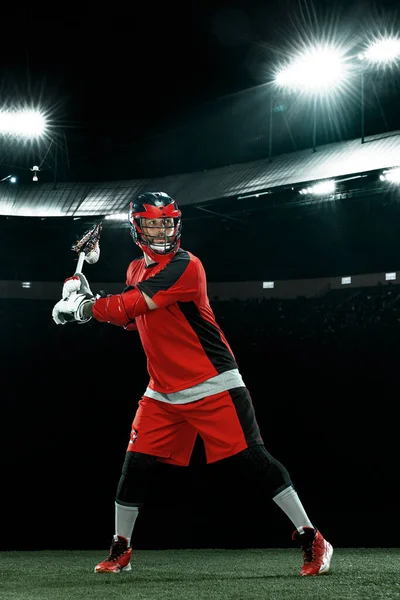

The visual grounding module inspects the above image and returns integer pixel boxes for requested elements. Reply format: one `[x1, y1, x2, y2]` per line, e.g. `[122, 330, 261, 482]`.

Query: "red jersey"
[126, 248, 238, 393]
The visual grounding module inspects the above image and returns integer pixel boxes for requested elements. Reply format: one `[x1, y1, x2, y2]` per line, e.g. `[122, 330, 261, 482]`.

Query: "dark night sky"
[1, 0, 400, 181]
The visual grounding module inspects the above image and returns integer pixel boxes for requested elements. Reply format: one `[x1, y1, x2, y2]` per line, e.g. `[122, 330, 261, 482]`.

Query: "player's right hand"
[62, 273, 93, 299]
[62, 275, 81, 299]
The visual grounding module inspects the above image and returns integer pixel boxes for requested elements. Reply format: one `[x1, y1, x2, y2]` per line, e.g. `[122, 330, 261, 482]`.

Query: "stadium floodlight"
[379, 168, 400, 183]
[359, 36, 400, 64]
[274, 44, 347, 153]
[0, 109, 47, 138]
[275, 44, 347, 94]
[105, 213, 128, 221]
[299, 180, 336, 196]
[358, 37, 400, 143]
[1, 174, 17, 183]
[310, 180, 336, 195]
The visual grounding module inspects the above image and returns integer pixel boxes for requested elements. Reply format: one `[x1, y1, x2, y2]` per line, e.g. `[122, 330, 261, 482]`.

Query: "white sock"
[115, 502, 140, 546]
[273, 486, 314, 533]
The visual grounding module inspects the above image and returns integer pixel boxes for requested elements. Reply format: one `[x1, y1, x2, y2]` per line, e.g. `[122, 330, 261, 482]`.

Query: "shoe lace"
[106, 539, 127, 562]
[301, 539, 315, 564]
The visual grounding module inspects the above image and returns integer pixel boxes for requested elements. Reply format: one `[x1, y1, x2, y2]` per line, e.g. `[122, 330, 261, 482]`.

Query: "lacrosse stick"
[71, 222, 103, 274]
[54, 222, 103, 324]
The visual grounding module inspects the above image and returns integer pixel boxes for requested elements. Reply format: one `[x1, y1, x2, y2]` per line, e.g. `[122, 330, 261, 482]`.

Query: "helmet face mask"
[129, 192, 182, 261]
[136, 216, 180, 254]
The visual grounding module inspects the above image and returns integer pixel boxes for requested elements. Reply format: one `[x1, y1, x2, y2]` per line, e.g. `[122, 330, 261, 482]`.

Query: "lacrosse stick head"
[72, 222, 102, 265]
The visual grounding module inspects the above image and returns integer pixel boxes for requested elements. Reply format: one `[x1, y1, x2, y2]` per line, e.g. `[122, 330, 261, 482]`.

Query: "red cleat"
[94, 535, 132, 573]
[292, 527, 333, 576]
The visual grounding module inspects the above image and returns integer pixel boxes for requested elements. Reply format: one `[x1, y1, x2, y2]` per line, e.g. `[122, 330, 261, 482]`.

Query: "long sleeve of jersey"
[92, 286, 149, 326]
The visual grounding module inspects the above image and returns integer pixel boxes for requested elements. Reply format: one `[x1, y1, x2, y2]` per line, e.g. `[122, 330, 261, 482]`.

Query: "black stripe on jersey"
[177, 301, 238, 375]
[137, 250, 190, 299]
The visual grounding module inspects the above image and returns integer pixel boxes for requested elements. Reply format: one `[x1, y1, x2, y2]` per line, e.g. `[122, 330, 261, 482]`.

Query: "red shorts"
[126, 387, 263, 466]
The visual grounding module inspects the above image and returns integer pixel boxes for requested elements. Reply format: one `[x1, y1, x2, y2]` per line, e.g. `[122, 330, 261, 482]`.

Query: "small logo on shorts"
[129, 428, 138, 444]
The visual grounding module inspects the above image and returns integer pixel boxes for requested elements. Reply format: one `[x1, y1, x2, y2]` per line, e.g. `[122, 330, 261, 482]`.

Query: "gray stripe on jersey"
[144, 369, 245, 404]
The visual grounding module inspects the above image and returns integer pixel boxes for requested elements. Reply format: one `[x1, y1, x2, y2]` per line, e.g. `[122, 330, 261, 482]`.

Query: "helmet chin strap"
[149, 243, 172, 252]
[142, 241, 174, 265]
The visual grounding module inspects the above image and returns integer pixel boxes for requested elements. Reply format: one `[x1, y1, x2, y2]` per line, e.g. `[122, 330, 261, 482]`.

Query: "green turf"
[1, 548, 399, 600]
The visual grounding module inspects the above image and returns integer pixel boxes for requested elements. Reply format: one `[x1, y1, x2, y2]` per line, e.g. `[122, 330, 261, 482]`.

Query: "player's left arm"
[88, 251, 199, 326]
[53, 274, 155, 327]
[80, 290, 154, 323]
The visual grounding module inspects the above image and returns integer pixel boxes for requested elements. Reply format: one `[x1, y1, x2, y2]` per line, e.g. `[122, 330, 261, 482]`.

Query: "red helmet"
[129, 191, 182, 262]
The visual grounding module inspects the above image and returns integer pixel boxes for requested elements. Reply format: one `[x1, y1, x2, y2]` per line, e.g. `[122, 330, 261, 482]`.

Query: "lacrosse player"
[52, 191, 333, 576]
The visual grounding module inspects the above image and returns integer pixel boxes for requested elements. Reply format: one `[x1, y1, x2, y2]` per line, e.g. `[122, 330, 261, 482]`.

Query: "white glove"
[52, 292, 94, 325]
[62, 273, 93, 299]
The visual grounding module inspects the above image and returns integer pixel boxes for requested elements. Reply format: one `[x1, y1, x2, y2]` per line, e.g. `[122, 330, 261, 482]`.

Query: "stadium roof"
[1, 130, 400, 218]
